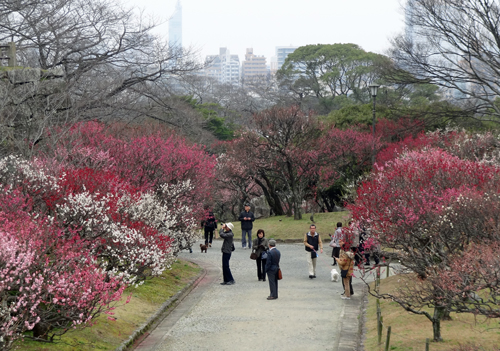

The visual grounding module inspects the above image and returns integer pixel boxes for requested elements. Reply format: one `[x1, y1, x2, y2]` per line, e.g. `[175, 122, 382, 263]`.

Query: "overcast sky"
[125, 0, 407, 64]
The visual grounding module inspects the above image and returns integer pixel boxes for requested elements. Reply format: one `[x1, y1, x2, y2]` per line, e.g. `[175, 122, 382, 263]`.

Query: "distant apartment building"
[204, 48, 240, 85]
[169, 0, 182, 49]
[241, 48, 268, 83]
[276, 46, 298, 69]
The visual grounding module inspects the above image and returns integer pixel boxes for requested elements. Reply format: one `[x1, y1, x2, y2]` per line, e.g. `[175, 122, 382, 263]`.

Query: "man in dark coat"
[238, 203, 255, 249]
[265, 239, 281, 300]
[202, 211, 217, 247]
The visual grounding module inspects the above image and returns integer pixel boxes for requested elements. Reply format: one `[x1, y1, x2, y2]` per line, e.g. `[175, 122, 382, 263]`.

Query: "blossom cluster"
[0, 121, 216, 348]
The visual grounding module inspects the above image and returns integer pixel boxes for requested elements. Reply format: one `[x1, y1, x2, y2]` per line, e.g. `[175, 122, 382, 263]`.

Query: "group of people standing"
[216, 215, 281, 300]
[203, 204, 377, 301]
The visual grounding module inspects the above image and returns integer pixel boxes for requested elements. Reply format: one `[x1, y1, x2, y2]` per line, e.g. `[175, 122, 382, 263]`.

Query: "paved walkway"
[135, 239, 366, 351]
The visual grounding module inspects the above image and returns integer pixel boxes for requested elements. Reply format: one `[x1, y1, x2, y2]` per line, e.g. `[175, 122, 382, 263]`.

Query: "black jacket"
[203, 216, 217, 230]
[238, 211, 255, 230]
[219, 228, 234, 253]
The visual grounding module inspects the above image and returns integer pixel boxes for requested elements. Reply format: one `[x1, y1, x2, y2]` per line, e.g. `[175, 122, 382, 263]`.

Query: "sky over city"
[126, 0, 406, 64]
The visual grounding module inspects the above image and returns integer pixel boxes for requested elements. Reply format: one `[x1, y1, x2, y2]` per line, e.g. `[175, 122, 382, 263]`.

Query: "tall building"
[169, 0, 182, 48]
[275, 46, 298, 70]
[204, 48, 240, 85]
[241, 48, 268, 83]
[404, 0, 416, 42]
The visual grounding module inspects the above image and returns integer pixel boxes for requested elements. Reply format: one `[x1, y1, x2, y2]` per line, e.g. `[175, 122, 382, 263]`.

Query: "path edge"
[337, 281, 367, 351]
[114, 261, 207, 351]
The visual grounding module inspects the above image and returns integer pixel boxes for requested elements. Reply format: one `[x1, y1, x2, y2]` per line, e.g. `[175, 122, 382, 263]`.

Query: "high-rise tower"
[405, 0, 416, 42]
[169, 0, 182, 48]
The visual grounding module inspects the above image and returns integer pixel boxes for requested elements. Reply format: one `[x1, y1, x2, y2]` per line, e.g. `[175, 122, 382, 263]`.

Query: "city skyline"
[126, 0, 407, 63]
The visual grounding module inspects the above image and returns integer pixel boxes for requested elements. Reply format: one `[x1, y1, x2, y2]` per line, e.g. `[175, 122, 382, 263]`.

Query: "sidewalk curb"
[114, 262, 207, 351]
[337, 281, 366, 351]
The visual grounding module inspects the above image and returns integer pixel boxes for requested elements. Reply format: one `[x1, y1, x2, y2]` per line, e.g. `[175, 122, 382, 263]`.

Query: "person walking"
[252, 229, 269, 282]
[202, 211, 217, 247]
[336, 249, 355, 299]
[330, 222, 343, 266]
[238, 203, 255, 249]
[360, 225, 380, 266]
[304, 224, 323, 279]
[219, 223, 235, 285]
[348, 221, 361, 266]
[265, 239, 281, 300]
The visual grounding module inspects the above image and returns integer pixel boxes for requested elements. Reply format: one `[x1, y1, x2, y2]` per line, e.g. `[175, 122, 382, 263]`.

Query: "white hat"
[226, 222, 234, 231]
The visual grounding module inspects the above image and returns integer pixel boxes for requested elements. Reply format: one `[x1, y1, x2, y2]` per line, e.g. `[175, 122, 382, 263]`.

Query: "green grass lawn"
[251, 211, 351, 241]
[15, 259, 201, 351]
[365, 275, 500, 351]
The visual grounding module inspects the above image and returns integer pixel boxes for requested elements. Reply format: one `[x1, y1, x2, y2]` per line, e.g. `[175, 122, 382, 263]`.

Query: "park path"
[135, 239, 365, 351]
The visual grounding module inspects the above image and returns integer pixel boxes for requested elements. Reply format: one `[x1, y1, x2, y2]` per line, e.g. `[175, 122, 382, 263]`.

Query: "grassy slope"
[251, 211, 351, 241]
[16, 260, 201, 351]
[365, 275, 500, 351]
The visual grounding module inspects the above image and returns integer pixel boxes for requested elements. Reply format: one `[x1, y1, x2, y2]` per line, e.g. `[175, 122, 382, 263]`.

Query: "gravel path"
[135, 238, 364, 351]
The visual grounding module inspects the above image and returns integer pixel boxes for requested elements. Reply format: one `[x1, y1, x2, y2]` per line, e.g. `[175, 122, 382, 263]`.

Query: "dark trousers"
[331, 247, 340, 265]
[222, 252, 234, 282]
[362, 250, 380, 265]
[351, 246, 360, 265]
[267, 269, 278, 298]
[342, 276, 354, 295]
[256, 257, 267, 280]
[204, 229, 214, 244]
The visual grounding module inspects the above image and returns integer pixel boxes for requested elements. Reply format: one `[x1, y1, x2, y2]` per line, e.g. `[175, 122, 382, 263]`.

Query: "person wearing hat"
[265, 239, 281, 300]
[219, 222, 235, 285]
[238, 203, 255, 249]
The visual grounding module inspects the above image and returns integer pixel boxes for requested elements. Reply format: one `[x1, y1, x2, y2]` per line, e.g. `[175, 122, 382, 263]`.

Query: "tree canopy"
[276, 43, 390, 113]
[388, 0, 500, 124]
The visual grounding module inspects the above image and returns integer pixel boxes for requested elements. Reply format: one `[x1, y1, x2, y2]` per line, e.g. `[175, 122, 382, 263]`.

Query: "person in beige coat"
[336, 249, 355, 299]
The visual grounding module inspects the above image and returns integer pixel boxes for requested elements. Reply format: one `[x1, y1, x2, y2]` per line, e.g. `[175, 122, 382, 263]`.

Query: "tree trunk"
[254, 176, 285, 216]
[285, 198, 293, 217]
[293, 200, 302, 220]
[33, 322, 51, 340]
[431, 306, 445, 342]
[442, 309, 452, 321]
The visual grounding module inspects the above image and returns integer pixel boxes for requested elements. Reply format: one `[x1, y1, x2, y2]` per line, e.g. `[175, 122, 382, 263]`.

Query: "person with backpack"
[202, 211, 217, 247]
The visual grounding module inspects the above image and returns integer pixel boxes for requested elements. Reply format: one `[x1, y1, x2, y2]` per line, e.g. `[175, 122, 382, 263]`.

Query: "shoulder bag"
[340, 259, 351, 278]
[277, 267, 283, 280]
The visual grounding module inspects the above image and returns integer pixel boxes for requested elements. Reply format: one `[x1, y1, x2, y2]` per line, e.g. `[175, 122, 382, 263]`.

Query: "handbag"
[329, 238, 336, 248]
[250, 252, 257, 260]
[231, 243, 235, 252]
[277, 268, 282, 280]
[261, 251, 268, 260]
[341, 258, 352, 278]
